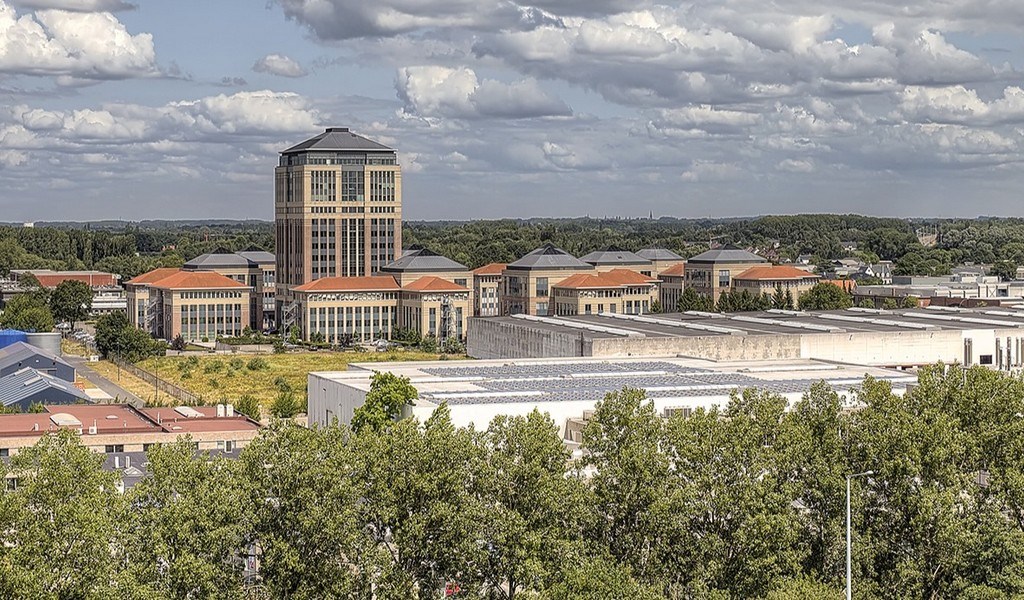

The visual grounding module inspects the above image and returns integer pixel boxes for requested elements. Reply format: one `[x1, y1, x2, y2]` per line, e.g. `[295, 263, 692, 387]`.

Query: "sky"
[0, 0, 1023, 222]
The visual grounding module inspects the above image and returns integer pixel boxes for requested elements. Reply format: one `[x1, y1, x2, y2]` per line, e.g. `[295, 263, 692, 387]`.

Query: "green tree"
[649, 299, 662, 314]
[122, 439, 246, 598]
[991, 260, 1018, 282]
[95, 311, 164, 362]
[350, 371, 418, 433]
[583, 388, 674, 586]
[480, 410, 589, 598]
[544, 554, 662, 600]
[49, 279, 93, 330]
[677, 287, 714, 312]
[0, 431, 124, 598]
[0, 293, 54, 332]
[797, 283, 853, 311]
[240, 422, 364, 598]
[881, 297, 899, 310]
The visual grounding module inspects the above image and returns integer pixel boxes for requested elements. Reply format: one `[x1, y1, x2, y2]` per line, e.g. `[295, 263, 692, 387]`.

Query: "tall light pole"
[846, 470, 874, 600]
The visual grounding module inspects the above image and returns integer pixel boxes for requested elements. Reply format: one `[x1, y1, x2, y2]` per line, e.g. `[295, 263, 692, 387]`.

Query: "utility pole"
[847, 470, 874, 600]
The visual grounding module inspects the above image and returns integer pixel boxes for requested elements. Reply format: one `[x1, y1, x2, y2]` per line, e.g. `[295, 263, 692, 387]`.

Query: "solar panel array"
[419, 361, 913, 406]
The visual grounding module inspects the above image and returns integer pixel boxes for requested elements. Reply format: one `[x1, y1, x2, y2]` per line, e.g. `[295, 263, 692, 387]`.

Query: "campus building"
[473, 263, 505, 317]
[579, 247, 652, 273]
[731, 265, 820, 306]
[501, 245, 595, 316]
[126, 269, 251, 342]
[551, 269, 659, 316]
[183, 249, 276, 330]
[275, 128, 402, 331]
[637, 248, 686, 278]
[683, 245, 770, 303]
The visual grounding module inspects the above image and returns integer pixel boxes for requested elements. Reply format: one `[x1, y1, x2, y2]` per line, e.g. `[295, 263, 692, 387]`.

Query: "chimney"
[125, 456, 131, 469]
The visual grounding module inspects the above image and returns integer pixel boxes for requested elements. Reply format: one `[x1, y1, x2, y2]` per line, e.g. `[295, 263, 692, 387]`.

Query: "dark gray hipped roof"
[580, 247, 651, 266]
[184, 249, 273, 269]
[379, 248, 468, 273]
[637, 248, 684, 261]
[0, 367, 90, 408]
[507, 244, 595, 271]
[687, 244, 767, 264]
[282, 127, 394, 154]
[0, 342, 72, 375]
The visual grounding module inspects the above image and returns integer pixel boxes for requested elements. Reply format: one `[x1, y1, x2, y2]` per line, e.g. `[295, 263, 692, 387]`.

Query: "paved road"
[65, 355, 146, 407]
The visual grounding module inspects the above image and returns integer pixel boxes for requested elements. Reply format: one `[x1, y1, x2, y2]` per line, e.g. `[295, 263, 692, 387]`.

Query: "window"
[536, 302, 549, 316]
[454, 278, 467, 287]
[6, 478, 16, 491]
[143, 443, 157, 452]
[584, 304, 592, 315]
[104, 444, 124, 453]
[217, 440, 236, 453]
[718, 269, 730, 287]
[536, 277, 549, 297]
[980, 354, 993, 365]
[0, 448, 8, 458]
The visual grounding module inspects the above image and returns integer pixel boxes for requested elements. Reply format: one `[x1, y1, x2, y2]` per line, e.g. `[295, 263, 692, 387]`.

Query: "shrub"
[273, 376, 292, 392]
[270, 390, 300, 419]
[235, 394, 261, 420]
[273, 340, 286, 354]
[247, 357, 269, 371]
[186, 356, 200, 368]
[229, 357, 244, 370]
[180, 369, 192, 380]
[169, 335, 187, 351]
[202, 361, 223, 374]
[208, 378, 220, 389]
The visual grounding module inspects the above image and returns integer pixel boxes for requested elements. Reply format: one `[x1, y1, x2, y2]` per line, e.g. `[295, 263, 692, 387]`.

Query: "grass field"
[133, 350, 459, 407]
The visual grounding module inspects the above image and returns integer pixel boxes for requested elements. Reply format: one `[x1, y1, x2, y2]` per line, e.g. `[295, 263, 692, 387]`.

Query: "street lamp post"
[846, 470, 874, 600]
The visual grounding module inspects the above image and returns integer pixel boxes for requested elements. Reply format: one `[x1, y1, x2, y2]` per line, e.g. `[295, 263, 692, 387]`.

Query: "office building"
[275, 127, 402, 331]
[501, 244, 595, 316]
[683, 245, 770, 303]
[126, 269, 251, 341]
[637, 248, 686, 278]
[183, 249, 276, 330]
[579, 247, 652, 273]
[731, 265, 820, 305]
[658, 263, 685, 311]
[551, 269, 659, 316]
[473, 263, 505, 317]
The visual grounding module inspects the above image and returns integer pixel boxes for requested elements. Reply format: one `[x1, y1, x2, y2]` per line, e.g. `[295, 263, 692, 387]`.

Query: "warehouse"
[308, 356, 916, 437]
[466, 306, 1024, 369]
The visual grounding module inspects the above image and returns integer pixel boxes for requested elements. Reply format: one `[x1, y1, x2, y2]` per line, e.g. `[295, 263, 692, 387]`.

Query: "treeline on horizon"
[3, 364, 1024, 599]
[2, 215, 1024, 279]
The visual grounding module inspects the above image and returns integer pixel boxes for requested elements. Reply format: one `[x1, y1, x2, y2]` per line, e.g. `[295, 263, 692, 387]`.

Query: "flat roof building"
[309, 356, 916, 439]
[126, 268, 251, 341]
[467, 306, 1024, 371]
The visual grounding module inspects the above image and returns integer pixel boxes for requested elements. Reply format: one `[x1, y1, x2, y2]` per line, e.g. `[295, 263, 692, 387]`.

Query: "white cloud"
[10, 0, 134, 11]
[396, 66, 570, 119]
[776, 158, 815, 173]
[0, 1, 156, 79]
[252, 53, 307, 78]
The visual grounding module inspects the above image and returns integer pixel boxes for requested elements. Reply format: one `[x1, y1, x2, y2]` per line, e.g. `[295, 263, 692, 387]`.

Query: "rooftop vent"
[325, 127, 349, 133]
[173, 406, 203, 419]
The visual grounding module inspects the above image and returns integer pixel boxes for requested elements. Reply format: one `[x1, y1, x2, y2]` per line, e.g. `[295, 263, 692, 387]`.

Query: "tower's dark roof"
[281, 127, 393, 154]
[379, 248, 468, 273]
[687, 244, 767, 264]
[507, 244, 595, 270]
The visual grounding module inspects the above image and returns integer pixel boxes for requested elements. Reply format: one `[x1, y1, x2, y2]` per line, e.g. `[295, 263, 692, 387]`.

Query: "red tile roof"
[660, 263, 685, 277]
[555, 269, 658, 290]
[150, 271, 247, 290]
[734, 265, 820, 281]
[293, 276, 400, 292]
[128, 267, 181, 285]
[403, 276, 469, 292]
[473, 263, 507, 275]
[823, 279, 856, 291]
[31, 272, 117, 289]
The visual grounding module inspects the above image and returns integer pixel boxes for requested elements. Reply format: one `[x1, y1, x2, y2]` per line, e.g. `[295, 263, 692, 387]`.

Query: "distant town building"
[275, 128, 402, 332]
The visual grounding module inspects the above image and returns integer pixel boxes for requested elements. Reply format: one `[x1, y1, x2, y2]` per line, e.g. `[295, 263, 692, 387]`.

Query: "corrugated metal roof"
[0, 367, 89, 407]
[0, 342, 72, 374]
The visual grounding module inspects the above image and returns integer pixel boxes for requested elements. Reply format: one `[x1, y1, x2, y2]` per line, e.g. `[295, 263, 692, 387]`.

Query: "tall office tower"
[275, 127, 402, 330]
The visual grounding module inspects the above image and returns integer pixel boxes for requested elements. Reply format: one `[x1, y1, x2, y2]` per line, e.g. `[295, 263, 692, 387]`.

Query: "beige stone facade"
[473, 263, 505, 317]
[126, 269, 251, 341]
[732, 266, 820, 306]
[683, 246, 770, 304]
[275, 128, 402, 331]
[183, 250, 275, 330]
[658, 263, 686, 311]
[551, 269, 659, 316]
[501, 245, 596, 316]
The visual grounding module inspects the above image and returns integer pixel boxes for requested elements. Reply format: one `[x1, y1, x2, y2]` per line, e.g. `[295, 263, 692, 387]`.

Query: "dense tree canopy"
[2, 365, 1024, 598]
